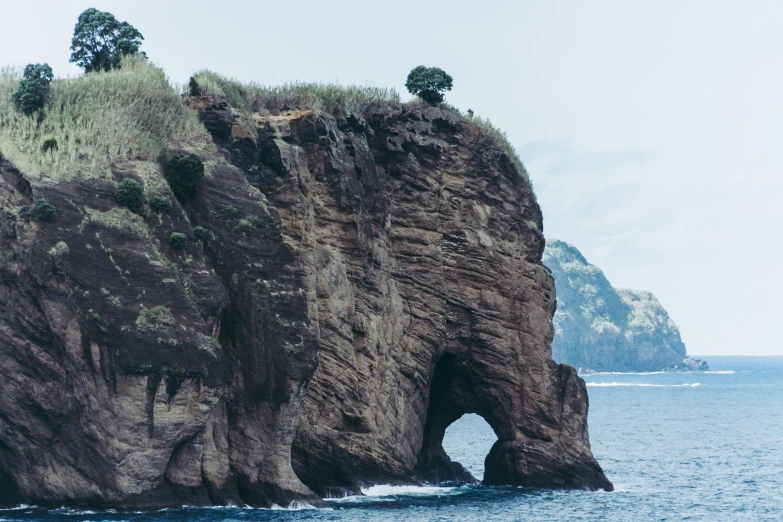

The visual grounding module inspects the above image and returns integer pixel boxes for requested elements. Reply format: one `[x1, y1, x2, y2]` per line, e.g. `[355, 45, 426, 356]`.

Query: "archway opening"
[416, 353, 502, 483]
[442, 414, 497, 481]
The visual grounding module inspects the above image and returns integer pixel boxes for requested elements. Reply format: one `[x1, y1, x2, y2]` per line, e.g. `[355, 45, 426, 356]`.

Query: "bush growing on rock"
[165, 153, 204, 199]
[405, 66, 453, 104]
[150, 195, 172, 213]
[220, 205, 238, 219]
[169, 232, 187, 249]
[193, 226, 208, 242]
[29, 198, 57, 222]
[232, 219, 253, 236]
[136, 305, 174, 332]
[69, 8, 145, 73]
[114, 179, 143, 212]
[12, 63, 54, 115]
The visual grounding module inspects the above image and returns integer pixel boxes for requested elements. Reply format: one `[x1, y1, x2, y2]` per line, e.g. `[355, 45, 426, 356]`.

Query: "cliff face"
[0, 92, 611, 508]
[543, 240, 707, 373]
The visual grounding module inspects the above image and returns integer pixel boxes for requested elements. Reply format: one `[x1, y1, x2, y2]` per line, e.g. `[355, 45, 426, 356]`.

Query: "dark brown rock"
[0, 98, 610, 509]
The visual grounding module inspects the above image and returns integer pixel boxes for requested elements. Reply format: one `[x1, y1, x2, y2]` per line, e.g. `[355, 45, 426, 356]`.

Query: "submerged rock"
[0, 92, 611, 509]
[543, 239, 708, 373]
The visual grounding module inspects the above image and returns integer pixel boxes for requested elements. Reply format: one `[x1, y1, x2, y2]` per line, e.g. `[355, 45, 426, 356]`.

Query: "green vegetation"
[114, 178, 143, 212]
[164, 153, 204, 199]
[193, 226, 208, 242]
[169, 232, 187, 249]
[405, 66, 453, 104]
[48, 241, 69, 259]
[0, 57, 211, 183]
[150, 195, 172, 213]
[463, 111, 530, 186]
[191, 70, 400, 113]
[232, 219, 253, 236]
[220, 205, 238, 219]
[30, 198, 57, 221]
[12, 64, 53, 115]
[41, 138, 58, 153]
[188, 76, 200, 96]
[69, 8, 145, 73]
[136, 305, 174, 332]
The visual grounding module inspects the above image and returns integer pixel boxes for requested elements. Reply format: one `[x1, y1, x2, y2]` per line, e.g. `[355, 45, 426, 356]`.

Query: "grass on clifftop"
[0, 56, 210, 183]
[194, 71, 530, 189]
[464, 112, 531, 187]
[192, 70, 401, 114]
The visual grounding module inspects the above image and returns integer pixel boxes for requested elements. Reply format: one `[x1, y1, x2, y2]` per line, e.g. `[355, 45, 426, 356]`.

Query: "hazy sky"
[2, 1, 781, 355]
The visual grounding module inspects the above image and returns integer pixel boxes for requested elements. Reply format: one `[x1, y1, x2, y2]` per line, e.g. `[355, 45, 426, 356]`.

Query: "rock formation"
[543, 239, 708, 373]
[0, 73, 611, 508]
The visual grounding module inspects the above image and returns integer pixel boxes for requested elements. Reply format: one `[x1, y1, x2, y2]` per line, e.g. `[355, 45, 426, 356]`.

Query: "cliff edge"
[0, 62, 611, 508]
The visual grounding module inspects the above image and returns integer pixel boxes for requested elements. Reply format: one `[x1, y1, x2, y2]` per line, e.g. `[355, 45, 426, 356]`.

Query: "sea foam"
[586, 382, 701, 387]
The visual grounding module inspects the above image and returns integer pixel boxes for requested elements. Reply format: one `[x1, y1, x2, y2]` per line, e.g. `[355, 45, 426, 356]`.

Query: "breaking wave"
[586, 382, 701, 387]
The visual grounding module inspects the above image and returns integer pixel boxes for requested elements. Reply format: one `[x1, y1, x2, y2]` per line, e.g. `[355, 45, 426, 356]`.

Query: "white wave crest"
[586, 382, 701, 387]
[269, 501, 319, 510]
[361, 485, 457, 497]
[0, 505, 32, 512]
[704, 370, 735, 374]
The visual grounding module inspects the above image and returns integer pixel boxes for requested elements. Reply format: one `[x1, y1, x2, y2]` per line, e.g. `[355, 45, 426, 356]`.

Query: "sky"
[1, 0, 781, 355]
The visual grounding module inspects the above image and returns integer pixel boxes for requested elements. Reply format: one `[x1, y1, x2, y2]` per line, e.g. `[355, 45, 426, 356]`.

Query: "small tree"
[150, 196, 172, 213]
[193, 226, 209, 242]
[30, 198, 57, 222]
[69, 8, 145, 73]
[220, 205, 238, 219]
[405, 66, 453, 105]
[169, 232, 187, 249]
[165, 153, 204, 199]
[188, 77, 200, 96]
[12, 64, 54, 115]
[115, 178, 143, 212]
[232, 219, 253, 236]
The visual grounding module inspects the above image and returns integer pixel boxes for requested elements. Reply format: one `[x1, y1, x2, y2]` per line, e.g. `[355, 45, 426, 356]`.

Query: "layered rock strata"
[0, 98, 611, 509]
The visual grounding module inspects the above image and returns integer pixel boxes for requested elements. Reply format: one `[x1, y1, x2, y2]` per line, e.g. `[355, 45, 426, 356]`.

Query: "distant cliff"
[543, 240, 707, 373]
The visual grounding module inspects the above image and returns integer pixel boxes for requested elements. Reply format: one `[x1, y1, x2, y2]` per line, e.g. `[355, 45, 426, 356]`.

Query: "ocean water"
[3, 356, 781, 521]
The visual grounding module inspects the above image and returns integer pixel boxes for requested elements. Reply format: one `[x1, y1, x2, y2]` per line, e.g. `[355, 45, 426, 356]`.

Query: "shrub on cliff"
[232, 219, 253, 236]
[70, 8, 145, 73]
[165, 153, 204, 199]
[29, 198, 57, 222]
[149, 196, 172, 213]
[193, 226, 208, 242]
[114, 178, 143, 212]
[136, 305, 174, 331]
[220, 205, 238, 219]
[12, 64, 53, 115]
[405, 66, 453, 104]
[169, 232, 187, 249]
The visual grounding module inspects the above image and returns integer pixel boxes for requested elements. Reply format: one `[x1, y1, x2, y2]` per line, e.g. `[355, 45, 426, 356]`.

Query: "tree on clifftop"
[69, 8, 145, 73]
[12, 63, 53, 115]
[405, 66, 453, 104]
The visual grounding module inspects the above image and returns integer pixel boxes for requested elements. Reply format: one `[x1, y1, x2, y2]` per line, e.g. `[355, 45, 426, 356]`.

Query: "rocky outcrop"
[543, 239, 707, 373]
[0, 95, 611, 509]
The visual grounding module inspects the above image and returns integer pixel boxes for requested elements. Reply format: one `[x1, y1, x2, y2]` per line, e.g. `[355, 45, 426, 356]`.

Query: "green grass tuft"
[191, 70, 400, 114]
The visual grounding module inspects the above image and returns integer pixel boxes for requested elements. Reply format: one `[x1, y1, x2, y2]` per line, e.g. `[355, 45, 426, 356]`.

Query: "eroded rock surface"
[211, 100, 612, 494]
[0, 98, 611, 509]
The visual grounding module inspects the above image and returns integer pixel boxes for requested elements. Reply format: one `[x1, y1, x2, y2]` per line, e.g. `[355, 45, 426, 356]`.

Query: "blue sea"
[3, 356, 781, 521]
